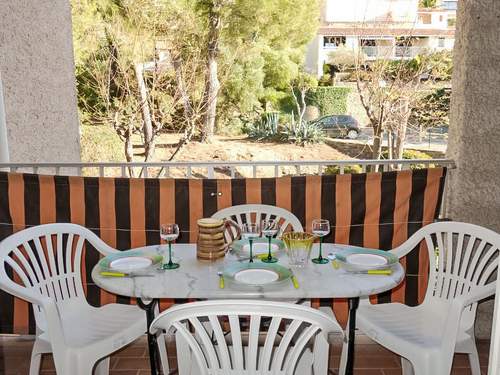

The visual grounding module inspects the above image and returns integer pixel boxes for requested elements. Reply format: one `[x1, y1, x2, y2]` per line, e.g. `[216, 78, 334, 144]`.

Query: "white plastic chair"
[150, 299, 344, 375]
[355, 221, 500, 375]
[212, 204, 303, 244]
[0, 223, 147, 375]
[488, 272, 500, 375]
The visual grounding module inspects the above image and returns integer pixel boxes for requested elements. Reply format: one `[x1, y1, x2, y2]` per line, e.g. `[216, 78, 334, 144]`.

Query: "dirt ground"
[133, 134, 356, 178]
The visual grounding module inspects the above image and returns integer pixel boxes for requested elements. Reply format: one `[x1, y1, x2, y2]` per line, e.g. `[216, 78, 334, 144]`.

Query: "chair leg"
[401, 357, 414, 375]
[156, 332, 171, 375]
[29, 339, 50, 375]
[94, 357, 110, 375]
[338, 336, 348, 375]
[468, 347, 481, 375]
[29, 352, 42, 375]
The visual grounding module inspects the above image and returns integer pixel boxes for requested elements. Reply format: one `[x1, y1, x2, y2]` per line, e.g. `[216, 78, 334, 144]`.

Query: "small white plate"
[346, 254, 387, 267]
[241, 242, 280, 255]
[234, 268, 279, 285]
[110, 257, 153, 272]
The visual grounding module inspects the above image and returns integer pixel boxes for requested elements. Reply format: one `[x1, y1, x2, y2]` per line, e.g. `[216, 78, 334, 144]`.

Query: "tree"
[355, 53, 439, 163]
[290, 71, 318, 126]
[419, 0, 437, 8]
[72, 0, 322, 159]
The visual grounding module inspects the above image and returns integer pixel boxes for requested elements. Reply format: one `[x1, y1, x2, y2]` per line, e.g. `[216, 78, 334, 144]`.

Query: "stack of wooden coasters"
[197, 218, 227, 261]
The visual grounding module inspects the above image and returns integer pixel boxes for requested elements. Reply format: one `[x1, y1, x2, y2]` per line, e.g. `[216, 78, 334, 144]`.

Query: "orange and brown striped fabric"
[0, 168, 446, 333]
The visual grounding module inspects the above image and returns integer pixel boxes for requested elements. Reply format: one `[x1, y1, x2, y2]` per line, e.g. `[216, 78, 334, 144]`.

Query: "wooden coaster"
[197, 218, 224, 228]
[197, 243, 227, 253]
[197, 238, 226, 247]
[198, 231, 224, 240]
[198, 225, 225, 234]
[197, 248, 226, 260]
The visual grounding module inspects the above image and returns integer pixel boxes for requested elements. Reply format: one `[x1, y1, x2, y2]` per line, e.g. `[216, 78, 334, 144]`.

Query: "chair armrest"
[390, 229, 427, 259]
[456, 284, 496, 308]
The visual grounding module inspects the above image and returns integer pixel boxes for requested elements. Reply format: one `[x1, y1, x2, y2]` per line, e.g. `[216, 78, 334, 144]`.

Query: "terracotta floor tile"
[0, 334, 491, 374]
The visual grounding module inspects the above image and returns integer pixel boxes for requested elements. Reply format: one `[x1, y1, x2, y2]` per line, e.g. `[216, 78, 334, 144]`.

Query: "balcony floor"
[0, 334, 490, 374]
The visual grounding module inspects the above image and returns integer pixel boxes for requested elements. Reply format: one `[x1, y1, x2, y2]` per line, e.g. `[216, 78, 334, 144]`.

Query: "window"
[443, 1, 457, 10]
[438, 37, 445, 48]
[323, 36, 346, 48]
[419, 13, 432, 24]
[439, 15, 444, 22]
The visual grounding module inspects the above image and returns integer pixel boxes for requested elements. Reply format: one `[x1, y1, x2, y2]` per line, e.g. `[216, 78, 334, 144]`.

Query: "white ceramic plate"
[110, 257, 153, 272]
[241, 242, 280, 255]
[346, 254, 388, 267]
[234, 268, 279, 285]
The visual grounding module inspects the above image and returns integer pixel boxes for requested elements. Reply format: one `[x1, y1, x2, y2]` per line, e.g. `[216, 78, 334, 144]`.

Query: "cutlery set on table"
[96, 220, 399, 291]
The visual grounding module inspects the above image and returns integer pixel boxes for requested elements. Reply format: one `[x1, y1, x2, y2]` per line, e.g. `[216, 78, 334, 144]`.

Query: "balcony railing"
[0, 159, 456, 179]
[362, 46, 430, 59]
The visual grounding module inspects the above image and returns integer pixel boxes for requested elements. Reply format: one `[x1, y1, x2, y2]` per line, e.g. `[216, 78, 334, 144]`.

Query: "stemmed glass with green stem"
[240, 223, 260, 263]
[159, 224, 180, 270]
[311, 219, 330, 264]
[261, 219, 279, 263]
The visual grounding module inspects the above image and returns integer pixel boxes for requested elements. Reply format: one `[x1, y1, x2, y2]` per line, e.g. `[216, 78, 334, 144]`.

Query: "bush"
[281, 120, 325, 145]
[324, 164, 363, 174]
[381, 149, 435, 169]
[306, 86, 350, 115]
[243, 112, 280, 140]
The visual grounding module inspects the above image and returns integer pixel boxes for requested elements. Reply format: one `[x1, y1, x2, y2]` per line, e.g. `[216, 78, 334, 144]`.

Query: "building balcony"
[362, 46, 430, 60]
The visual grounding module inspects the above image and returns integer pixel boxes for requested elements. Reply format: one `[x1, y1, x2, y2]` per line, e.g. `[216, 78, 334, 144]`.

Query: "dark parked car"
[311, 115, 360, 139]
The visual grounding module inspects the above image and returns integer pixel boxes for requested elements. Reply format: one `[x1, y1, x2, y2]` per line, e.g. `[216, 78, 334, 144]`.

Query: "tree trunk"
[201, 1, 222, 143]
[134, 63, 155, 161]
[165, 49, 197, 161]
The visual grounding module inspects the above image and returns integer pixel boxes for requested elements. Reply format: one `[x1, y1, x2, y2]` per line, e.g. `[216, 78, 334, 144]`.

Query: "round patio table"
[92, 243, 404, 375]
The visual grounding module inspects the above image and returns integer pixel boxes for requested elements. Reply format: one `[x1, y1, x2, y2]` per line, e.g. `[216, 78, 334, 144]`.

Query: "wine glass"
[240, 223, 260, 263]
[160, 224, 180, 270]
[261, 219, 279, 263]
[311, 219, 330, 264]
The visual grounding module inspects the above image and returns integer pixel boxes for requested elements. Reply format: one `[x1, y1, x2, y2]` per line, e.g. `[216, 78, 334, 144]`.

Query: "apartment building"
[305, 0, 456, 77]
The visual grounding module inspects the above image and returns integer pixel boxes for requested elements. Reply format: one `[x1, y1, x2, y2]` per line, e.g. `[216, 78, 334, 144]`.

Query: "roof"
[318, 26, 455, 37]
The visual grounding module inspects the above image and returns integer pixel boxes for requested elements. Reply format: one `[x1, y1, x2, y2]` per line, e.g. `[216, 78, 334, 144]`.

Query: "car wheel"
[347, 129, 359, 139]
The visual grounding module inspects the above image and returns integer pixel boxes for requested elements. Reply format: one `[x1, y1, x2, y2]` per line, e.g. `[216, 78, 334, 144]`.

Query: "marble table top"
[91, 244, 404, 300]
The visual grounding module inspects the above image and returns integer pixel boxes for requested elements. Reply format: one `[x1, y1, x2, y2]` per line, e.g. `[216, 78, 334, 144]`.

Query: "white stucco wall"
[0, 1, 80, 162]
[324, 0, 418, 23]
[446, 0, 500, 339]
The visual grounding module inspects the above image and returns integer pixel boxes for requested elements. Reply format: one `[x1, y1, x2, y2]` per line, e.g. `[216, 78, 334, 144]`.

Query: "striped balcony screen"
[0, 168, 446, 333]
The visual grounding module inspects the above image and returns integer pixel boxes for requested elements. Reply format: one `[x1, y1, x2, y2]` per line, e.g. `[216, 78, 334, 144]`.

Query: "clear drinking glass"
[282, 232, 315, 267]
[311, 219, 330, 264]
[261, 219, 279, 263]
[240, 223, 260, 263]
[160, 224, 180, 270]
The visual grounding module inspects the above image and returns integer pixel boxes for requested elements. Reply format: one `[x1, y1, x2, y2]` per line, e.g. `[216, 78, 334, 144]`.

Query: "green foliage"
[244, 112, 280, 140]
[80, 124, 124, 162]
[306, 86, 351, 115]
[419, 0, 437, 7]
[410, 87, 451, 129]
[381, 149, 435, 169]
[281, 119, 325, 145]
[324, 165, 363, 174]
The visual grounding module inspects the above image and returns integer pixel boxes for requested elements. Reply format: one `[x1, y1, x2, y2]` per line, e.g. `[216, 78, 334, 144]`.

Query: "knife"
[347, 269, 393, 275]
[100, 271, 155, 278]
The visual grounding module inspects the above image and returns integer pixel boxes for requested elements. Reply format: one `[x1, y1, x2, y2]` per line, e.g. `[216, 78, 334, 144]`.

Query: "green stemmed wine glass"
[241, 223, 260, 263]
[261, 219, 279, 263]
[311, 219, 330, 264]
[160, 223, 180, 270]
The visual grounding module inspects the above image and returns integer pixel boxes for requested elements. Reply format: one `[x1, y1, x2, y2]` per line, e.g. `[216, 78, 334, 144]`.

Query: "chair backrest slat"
[0, 223, 117, 333]
[212, 204, 303, 244]
[151, 300, 343, 374]
[228, 315, 244, 371]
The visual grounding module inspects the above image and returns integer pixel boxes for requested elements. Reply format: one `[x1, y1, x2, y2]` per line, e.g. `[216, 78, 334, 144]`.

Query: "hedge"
[306, 86, 351, 115]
